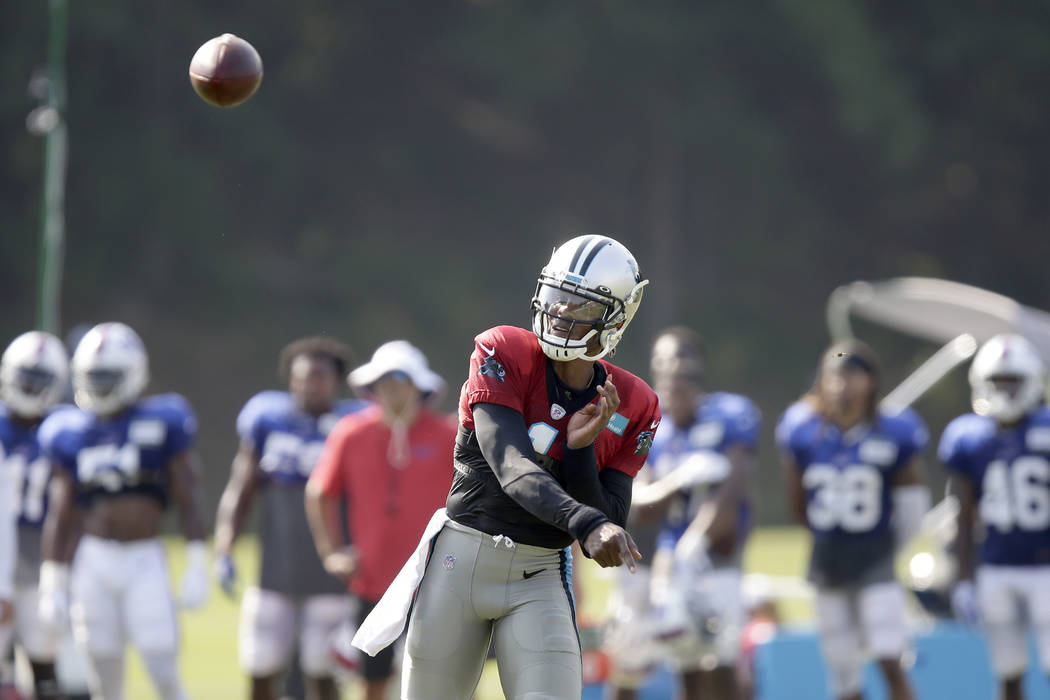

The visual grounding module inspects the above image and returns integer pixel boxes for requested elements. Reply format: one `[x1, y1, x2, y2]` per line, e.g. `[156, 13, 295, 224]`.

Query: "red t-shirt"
[309, 405, 457, 601]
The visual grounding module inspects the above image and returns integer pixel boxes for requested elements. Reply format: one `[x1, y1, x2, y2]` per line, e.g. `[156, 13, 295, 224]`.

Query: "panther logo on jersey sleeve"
[635, 429, 655, 455]
[478, 347, 506, 383]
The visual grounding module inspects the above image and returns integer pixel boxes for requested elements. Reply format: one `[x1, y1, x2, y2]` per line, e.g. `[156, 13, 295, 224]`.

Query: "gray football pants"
[402, 519, 581, 700]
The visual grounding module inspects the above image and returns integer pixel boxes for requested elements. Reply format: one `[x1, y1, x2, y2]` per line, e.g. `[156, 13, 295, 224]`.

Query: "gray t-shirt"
[15, 525, 42, 588]
[258, 483, 345, 596]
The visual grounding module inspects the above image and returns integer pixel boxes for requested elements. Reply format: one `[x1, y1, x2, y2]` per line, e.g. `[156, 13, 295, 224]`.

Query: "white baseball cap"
[347, 340, 445, 398]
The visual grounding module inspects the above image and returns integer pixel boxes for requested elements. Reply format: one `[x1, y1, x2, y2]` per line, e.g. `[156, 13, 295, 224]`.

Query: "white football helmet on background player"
[71, 322, 150, 415]
[0, 331, 69, 418]
[531, 235, 648, 361]
[969, 333, 1046, 423]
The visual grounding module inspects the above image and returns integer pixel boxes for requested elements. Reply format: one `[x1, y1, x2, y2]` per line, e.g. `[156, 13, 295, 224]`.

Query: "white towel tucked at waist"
[352, 508, 450, 656]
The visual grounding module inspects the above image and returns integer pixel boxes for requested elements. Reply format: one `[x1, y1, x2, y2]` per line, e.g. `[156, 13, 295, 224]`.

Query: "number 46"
[981, 457, 1050, 532]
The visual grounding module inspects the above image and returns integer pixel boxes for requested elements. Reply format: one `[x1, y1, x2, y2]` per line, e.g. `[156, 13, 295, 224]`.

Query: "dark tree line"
[3, 1, 1048, 522]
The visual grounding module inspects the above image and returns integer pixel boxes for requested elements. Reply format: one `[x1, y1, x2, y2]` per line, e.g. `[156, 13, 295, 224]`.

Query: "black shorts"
[357, 598, 396, 680]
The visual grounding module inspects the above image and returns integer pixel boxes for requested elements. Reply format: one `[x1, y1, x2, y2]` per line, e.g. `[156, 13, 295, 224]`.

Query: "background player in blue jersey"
[213, 336, 366, 700]
[37, 322, 209, 700]
[606, 326, 759, 700]
[939, 333, 1050, 700]
[777, 340, 928, 700]
[0, 331, 70, 699]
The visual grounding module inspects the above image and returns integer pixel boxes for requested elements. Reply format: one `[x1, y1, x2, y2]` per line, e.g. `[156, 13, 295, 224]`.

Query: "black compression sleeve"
[561, 445, 633, 526]
[472, 403, 609, 542]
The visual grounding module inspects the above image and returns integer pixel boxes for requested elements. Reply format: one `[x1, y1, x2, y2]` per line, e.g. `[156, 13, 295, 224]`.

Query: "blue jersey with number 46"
[777, 401, 928, 538]
[939, 406, 1050, 566]
[236, 391, 367, 486]
[39, 394, 197, 506]
[0, 403, 64, 527]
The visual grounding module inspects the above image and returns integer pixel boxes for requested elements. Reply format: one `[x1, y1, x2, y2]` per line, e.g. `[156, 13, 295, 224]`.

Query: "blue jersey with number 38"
[939, 406, 1050, 566]
[39, 394, 197, 506]
[777, 401, 928, 538]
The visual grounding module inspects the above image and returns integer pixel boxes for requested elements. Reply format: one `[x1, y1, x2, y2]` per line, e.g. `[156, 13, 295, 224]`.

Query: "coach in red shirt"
[305, 340, 456, 700]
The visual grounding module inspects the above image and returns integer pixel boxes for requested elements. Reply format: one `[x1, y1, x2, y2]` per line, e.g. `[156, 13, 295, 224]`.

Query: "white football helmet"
[0, 331, 69, 418]
[531, 235, 649, 361]
[969, 333, 1045, 423]
[71, 322, 150, 415]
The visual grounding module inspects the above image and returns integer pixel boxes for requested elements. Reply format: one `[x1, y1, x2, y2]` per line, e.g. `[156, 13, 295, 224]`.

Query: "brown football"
[189, 34, 263, 107]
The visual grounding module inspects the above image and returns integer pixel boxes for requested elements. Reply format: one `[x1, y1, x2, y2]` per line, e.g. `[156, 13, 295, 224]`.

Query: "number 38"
[803, 463, 883, 533]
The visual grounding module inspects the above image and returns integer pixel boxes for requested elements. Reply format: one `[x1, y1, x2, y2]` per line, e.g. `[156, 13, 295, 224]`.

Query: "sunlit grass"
[122, 527, 811, 698]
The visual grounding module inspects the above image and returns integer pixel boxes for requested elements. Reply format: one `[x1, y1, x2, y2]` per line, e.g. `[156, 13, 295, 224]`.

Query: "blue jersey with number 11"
[939, 406, 1050, 566]
[0, 403, 58, 527]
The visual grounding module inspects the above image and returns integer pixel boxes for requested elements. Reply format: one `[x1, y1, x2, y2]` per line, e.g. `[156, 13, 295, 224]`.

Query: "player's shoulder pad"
[38, 405, 91, 452]
[877, 406, 929, 450]
[708, 391, 761, 425]
[938, 412, 995, 462]
[606, 363, 657, 400]
[474, 325, 538, 355]
[775, 400, 818, 450]
[139, 393, 199, 441]
[139, 392, 196, 420]
[237, 390, 292, 434]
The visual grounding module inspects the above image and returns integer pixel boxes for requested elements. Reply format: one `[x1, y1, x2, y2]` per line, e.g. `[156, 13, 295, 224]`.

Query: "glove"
[179, 541, 210, 610]
[951, 580, 980, 626]
[214, 553, 237, 598]
[37, 561, 70, 630]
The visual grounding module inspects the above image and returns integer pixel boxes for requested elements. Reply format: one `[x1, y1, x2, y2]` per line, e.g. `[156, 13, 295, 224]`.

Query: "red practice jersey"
[448, 325, 660, 548]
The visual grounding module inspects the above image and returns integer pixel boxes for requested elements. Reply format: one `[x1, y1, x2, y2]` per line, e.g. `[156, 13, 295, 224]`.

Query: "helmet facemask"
[530, 235, 649, 362]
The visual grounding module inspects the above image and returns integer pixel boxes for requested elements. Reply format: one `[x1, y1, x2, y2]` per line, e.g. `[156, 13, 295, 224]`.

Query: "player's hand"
[323, 547, 358, 581]
[37, 589, 69, 630]
[951, 580, 980, 626]
[0, 600, 12, 625]
[179, 541, 210, 610]
[567, 376, 620, 449]
[583, 522, 642, 572]
[214, 553, 237, 599]
[38, 561, 70, 630]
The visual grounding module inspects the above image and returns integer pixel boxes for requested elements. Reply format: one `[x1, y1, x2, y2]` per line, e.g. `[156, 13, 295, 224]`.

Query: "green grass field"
[123, 527, 813, 699]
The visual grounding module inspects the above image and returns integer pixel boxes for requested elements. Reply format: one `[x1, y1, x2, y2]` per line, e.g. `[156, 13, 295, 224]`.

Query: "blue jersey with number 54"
[237, 391, 367, 486]
[39, 394, 197, 506]
[648, 392, 760, 552]
[777, 401, 928, 538]
[939, 407, 1050, 566]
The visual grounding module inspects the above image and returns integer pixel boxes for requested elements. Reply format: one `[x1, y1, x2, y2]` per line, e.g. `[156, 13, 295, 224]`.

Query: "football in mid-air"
[188, 34, 263, 107]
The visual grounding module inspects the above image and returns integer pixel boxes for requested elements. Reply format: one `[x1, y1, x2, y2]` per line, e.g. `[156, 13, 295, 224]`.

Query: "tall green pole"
[35, 0, 68, 335]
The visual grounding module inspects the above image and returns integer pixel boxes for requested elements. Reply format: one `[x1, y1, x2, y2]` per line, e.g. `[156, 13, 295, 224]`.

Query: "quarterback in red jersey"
[399, 234, 660, 700]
